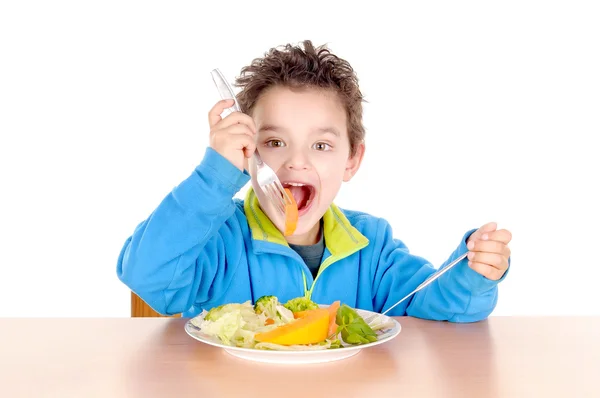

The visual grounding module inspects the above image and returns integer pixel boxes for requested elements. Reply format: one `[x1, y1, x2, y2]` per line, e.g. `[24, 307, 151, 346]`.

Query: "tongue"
[288, 186, 309, 210]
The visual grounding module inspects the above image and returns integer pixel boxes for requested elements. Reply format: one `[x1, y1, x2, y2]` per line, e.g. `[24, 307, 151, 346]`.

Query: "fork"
[210, 68, 293, 214]
[364, 252, 469, 327]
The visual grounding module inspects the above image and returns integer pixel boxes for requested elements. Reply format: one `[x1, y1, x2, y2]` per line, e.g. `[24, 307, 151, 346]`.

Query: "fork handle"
[253, 151, 264, 166]
[381, 252, 468, 316]
[211, 68, 242, 112]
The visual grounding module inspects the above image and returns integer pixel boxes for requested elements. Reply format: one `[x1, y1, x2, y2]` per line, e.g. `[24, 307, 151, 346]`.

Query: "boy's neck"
[285, 220, 322, 246]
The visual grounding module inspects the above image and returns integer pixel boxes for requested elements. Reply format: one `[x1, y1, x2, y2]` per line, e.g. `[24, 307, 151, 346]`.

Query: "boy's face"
[248, 86, 364, 245]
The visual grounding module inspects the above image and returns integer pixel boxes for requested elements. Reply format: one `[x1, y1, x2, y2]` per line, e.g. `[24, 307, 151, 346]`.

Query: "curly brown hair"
[234, 40, 365, 156]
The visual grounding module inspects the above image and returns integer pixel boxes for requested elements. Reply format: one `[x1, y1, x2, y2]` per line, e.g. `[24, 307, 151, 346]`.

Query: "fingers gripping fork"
[210, 68, 292, 215]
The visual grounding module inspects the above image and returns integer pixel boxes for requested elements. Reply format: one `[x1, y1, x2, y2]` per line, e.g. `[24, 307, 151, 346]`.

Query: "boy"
[117, 40, 511, 321]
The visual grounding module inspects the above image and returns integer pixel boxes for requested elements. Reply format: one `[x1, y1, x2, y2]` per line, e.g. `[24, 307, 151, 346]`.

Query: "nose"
[284, 147, 310, 171]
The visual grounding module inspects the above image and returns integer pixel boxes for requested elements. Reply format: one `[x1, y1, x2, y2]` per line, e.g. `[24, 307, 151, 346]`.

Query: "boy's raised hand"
[466, 222, 512, 281]
[208, 99, 257, 171]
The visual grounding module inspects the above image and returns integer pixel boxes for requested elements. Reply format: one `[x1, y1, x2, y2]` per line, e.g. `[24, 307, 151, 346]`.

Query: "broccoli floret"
[254, 295, 278, 314]
[283, 297, 319, 313]
[253, 296, 295, 324]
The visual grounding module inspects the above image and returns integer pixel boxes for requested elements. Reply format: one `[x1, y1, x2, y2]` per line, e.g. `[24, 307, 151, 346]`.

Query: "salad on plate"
[188, 295, 396, 351]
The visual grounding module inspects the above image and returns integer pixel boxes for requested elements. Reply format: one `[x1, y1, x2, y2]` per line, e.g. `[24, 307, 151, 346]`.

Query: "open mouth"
[282, 182, 316, 214]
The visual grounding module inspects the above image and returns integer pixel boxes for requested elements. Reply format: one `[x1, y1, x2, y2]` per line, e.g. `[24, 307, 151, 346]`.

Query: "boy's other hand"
[466, 222, 512, 281]
[208, 99, 257, 171]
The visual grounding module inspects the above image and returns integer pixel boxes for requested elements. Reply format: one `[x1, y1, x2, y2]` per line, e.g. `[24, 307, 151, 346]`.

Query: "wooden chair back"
[131, 292, 181, 317]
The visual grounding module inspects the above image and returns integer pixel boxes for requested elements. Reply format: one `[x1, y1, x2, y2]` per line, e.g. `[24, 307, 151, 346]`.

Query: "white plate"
[184, 306, 401, 364]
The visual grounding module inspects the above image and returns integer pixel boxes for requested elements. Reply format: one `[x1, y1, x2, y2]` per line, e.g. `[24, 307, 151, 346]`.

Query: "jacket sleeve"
[116, 148, 250, 315]
[371, 219, 509, 322]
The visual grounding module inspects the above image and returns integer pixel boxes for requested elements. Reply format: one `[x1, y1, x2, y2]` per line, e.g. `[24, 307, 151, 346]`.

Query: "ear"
[343, 142, 365, 182]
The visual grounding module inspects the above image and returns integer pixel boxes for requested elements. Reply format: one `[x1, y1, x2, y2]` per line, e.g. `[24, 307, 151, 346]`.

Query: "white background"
[1, 1, 598, 317]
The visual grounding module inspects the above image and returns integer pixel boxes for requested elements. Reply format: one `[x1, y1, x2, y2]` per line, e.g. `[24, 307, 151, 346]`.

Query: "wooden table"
[1, 317, 599, 397]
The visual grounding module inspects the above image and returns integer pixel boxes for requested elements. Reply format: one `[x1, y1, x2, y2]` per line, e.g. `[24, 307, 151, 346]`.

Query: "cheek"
[314, 153, 347, 178]
[260, 150, 286, 170]
[314, 158, 346, 192]
[317, 167, 344, 184]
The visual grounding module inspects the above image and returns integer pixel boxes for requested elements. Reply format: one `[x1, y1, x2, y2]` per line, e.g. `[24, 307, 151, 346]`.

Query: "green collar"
[243, 188, 369, 256]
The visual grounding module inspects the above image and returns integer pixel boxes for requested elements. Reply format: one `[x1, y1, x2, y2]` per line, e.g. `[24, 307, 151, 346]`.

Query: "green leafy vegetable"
[196, 301, 268, 347]
[335, 304, 378, 345]
[325, 339, 342, 349]
[205, 302, 255, 322]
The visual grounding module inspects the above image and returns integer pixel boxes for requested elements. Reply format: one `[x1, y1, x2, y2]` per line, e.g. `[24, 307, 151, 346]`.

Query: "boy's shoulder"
[336, 206, 393, 234]
[337, 206, 380, 223]
[333, 206, 405, 254]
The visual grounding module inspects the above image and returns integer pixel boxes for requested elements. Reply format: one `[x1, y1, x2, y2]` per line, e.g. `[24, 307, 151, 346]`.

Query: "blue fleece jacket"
[117, 148, 506, 321]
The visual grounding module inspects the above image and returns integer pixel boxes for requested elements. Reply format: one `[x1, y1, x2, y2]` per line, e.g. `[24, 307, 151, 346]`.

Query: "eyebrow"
[258, 124, 340, 137]
[316, 127, 340, 137]
[258, 124, 287, 133]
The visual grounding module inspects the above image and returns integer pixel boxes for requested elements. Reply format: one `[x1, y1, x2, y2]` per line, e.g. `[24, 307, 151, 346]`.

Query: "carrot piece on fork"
[283, 188, 298, 236]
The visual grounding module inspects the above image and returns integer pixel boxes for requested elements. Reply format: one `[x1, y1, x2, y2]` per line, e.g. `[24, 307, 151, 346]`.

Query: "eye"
[265, 139, 285, 148]
[313, 142, 332, 151]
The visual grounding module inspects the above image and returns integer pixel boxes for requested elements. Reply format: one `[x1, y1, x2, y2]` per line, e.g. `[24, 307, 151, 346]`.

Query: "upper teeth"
[286, 182, 305, 186]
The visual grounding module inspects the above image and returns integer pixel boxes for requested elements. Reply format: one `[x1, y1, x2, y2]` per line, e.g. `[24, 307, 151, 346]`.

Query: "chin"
[291, 208, 327, 237]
